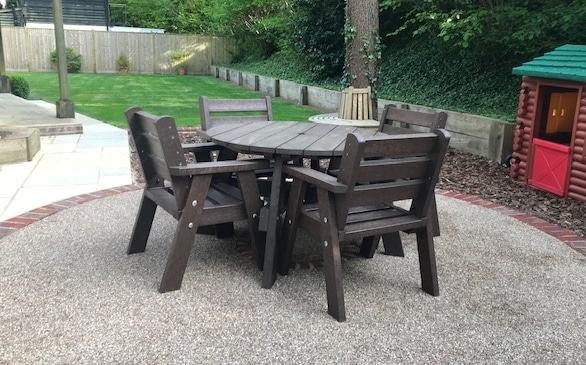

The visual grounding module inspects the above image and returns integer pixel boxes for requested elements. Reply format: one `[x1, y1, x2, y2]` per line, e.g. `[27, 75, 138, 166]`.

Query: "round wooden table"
[199, 121, 379, 288]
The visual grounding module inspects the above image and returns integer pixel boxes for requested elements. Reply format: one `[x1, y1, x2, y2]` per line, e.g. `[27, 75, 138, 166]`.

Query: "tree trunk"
[344, 0, 379, 89]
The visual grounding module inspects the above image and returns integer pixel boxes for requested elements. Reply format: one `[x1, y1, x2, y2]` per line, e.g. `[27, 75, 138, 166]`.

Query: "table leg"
[261, 156, 284, 289]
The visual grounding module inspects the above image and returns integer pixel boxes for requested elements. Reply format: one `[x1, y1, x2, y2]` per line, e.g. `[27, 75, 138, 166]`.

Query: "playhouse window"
[536, 86, 578, 145]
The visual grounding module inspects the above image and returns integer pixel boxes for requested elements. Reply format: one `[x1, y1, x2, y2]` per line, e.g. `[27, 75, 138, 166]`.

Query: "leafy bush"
[117, 53, 130, 68]
[289, 0, 345, 80]
[49, 47, 83, 73]
[8, 75, 30, 99]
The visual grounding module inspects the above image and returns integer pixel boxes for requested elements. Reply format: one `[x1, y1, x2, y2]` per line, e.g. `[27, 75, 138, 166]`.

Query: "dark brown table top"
[198, 121, 380, 158]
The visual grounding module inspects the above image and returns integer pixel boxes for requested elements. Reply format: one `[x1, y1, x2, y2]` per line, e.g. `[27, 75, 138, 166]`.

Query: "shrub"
[117, 53, 130, 68]
[289, 0, 345, 80]
[8, 75, 30, 99]
[168, 50, 189, 69]
[50, 47, 83, 73]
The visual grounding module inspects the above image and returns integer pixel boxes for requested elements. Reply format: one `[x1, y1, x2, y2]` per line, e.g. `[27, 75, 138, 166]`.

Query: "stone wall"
[211, 66, 514, 163]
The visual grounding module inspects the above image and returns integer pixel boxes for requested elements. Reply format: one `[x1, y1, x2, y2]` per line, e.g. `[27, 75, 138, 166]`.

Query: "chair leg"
[361, 232, 405, 258]
[159, 217, 199, 293]
[214, 222, 235, 238]
[359, 235, 380, 258]
[318, 189, 346, 322]
[415, 224, 439, 296]
[323, 236, 345, 322]
[279, 179, 306, 276]
[159, 175, 210, 293]
[261, 157, 285, 289]
[127, 194, 157, 255]
[382, 232, 405, 257]
[430, 195, 440, 237]
[237, 170, 265, 271]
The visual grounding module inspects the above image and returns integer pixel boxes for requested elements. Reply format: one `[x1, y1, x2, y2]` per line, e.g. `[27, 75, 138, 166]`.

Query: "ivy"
[289, 0, 345, 80]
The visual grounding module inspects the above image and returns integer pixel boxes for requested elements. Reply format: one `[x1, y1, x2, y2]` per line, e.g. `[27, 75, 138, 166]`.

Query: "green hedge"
[9, 75, 30, 99]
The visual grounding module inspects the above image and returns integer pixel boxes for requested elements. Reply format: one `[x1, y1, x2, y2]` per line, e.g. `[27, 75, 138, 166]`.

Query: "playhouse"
[510, 44, 586, 202]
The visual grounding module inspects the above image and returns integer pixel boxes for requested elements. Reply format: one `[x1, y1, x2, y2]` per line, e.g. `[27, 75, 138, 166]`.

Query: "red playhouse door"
[529, 138, 570, 196]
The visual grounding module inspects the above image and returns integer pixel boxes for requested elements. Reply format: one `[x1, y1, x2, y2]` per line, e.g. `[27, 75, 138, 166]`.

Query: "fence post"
[300, 86, 308, 105]
[91, 30, 97, 73]
[274, 79, 280, 98]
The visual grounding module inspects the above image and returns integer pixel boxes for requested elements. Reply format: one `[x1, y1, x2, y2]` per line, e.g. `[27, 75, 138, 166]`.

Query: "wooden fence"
[1, 27, 234, 74]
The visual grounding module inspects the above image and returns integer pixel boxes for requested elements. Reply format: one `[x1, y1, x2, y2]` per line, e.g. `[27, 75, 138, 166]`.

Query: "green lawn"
[10, 72, 321, 128]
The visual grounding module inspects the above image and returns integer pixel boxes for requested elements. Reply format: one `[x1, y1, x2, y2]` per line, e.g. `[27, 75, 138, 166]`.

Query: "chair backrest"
[125, 107, 190, 209]
[199, 95, 273, 130]
[334, 130, 450, 229]
[338, 86, 373, 120]
[378, 104, 447, 134]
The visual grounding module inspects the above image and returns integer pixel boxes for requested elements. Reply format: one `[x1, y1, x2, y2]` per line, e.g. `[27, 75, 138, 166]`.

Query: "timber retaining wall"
[211, 65, 515, 163]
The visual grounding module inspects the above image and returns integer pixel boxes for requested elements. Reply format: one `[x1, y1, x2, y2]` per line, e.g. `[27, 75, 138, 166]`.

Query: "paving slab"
[0, 96, 131, 222]
[0, 93, 82, 135]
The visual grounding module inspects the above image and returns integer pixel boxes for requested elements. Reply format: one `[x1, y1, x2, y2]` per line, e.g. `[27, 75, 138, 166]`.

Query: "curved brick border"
[435, 189, 586, 256]
[0, 185, 584, 258]
[0, 184, 143, 240]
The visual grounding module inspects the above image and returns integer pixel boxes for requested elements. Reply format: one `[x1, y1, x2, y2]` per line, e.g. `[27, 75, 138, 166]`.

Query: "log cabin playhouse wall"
[510, 45, 586, 202]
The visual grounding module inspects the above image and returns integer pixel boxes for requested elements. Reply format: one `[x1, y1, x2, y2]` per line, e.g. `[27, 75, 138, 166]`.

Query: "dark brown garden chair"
[359, 104, 448, 258]
[125, 107, 269, 292]
[199, 95, 273, 130]
[198, 95, 277, 195]
[281, 129, 450, 321]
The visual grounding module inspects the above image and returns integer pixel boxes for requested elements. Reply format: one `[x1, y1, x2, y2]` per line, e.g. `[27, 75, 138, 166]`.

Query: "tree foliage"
[113, 0, 586, 64]
[380, 0, 586, 61]
[288, 0, 345, 80]
[111, 0, 212, 34]
[203, 0, 293, 61]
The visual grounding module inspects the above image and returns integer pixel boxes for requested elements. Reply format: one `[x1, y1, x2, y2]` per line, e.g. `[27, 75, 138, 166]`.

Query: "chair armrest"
[181, 142, 226, 154]
[284, 165, 347, 194]
[169, 159, 270, 176]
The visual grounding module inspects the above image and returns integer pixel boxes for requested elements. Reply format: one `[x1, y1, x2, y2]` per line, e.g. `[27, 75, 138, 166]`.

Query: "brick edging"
[435, 189, 586, 256]
[0, 184, 143, 240]
[1, 185, 584, 257]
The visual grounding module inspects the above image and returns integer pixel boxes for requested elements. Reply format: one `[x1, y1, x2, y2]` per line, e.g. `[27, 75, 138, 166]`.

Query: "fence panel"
[0, 27, 233, 74]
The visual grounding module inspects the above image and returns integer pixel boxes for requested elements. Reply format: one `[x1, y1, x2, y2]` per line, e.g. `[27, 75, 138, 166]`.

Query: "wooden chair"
[198, 95, 298, 206]
[125, 107, 270, 293]
[338, 86, 373, 120]
[378, 103, 447, 134]
[360, 104, 448, 258]
[199, 95, 275, 188]
[199, 95, 273, 131]
[281, 130, 450, 321]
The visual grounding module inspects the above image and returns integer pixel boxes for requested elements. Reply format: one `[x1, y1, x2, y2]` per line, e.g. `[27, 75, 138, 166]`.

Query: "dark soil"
[129, 131, 586, 239]
[438, 148, 585, 239]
